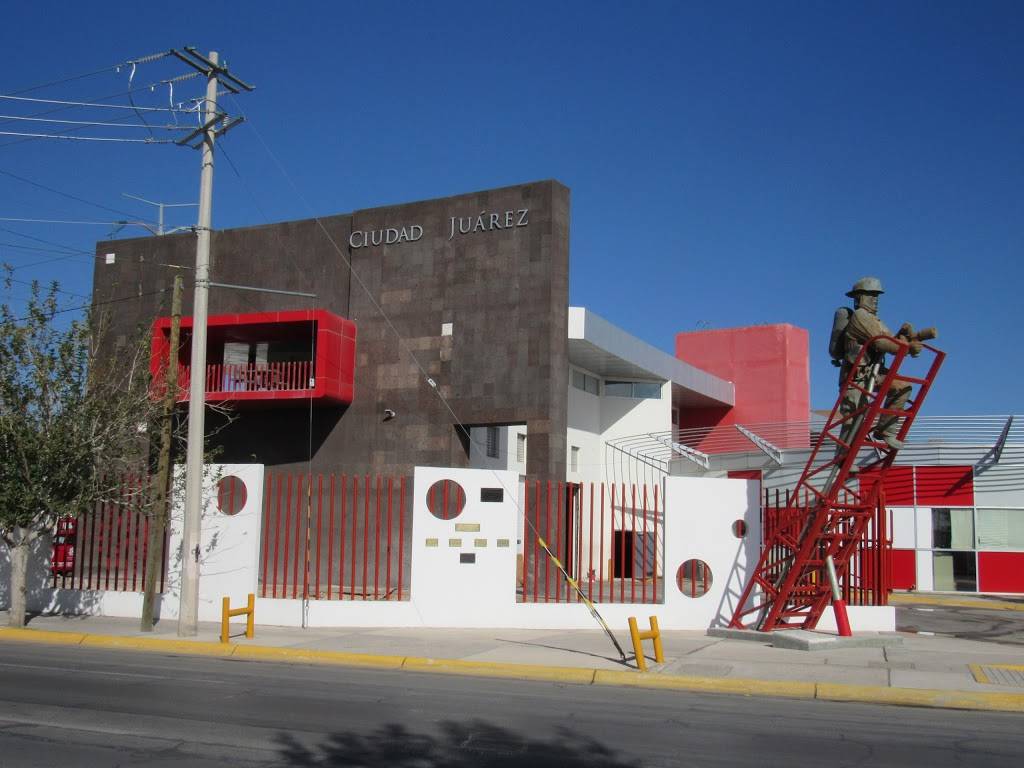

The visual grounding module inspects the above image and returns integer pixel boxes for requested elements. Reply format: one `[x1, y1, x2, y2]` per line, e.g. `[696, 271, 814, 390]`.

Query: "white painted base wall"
[3, 466, 894, 633]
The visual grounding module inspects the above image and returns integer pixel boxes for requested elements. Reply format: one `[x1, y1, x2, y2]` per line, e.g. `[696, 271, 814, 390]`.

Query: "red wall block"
[978, 552, 1024, 593]
[859, 466, 915, 506]
[915, 466, 973, 507]
[889, 549, 917, 590]
[674, 324, 809, 446]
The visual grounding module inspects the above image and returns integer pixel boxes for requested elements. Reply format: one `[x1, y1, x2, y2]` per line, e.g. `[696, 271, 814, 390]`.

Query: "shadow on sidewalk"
[493, 637, 634, 668]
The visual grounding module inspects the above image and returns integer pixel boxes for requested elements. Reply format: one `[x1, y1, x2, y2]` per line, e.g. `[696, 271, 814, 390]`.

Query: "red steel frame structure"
[730, 336, 944, 631]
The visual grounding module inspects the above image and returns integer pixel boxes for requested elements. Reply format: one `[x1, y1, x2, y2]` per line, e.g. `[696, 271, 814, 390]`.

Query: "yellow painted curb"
[816, 683, 1024, 713]
[79, 635, 234, 657]
[402, 656, 597, 685]
[0, 628, 87, 645]
[231, 645, 405, 669]
[594, 669, 816, 699]
[889, 593, 1024, 612]
[969, 663, 991, 684]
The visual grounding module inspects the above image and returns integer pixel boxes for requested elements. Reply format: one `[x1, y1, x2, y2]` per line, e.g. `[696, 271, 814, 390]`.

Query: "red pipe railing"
[519, 479, 663, 604]
[259, 472, 410, 601]
[165, 360, 315, 399]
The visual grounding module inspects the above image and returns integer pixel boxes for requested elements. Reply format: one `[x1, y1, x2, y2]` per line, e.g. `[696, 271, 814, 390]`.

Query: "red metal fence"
[260, 473, 410, 601]
[762, 486, 891, 607]
[520, 480, 663, 604]
[179, 361, 314, 398]
[50, 482, 169, 593]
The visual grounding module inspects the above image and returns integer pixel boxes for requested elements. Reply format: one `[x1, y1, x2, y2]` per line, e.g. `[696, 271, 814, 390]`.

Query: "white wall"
[17, 466, 893, 632]
[5, 464, 264, 622]
[567, 367, 671, 488]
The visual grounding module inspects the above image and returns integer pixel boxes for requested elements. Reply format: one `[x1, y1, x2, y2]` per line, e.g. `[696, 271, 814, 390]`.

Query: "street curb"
[2, 627, 1023, 713]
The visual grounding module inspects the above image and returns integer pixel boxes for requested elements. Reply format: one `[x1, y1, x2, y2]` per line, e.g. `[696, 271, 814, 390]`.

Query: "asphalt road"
[897, 597, 1024, 646]
[0, 642, 1021, 767]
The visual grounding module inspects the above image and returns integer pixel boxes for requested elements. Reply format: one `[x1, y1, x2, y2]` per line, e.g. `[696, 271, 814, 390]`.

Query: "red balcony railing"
[173, 361, 314, 400]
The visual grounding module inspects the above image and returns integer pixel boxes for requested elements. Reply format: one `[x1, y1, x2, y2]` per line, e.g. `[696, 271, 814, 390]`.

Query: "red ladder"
[729, 336, 944, 631]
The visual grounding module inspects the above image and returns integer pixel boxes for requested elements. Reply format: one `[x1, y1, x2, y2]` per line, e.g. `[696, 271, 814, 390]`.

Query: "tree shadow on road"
[276, 720, 639, 767]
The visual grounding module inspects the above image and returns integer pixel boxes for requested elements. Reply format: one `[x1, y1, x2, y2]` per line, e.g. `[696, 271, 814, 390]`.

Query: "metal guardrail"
[607, 415, 1022, 469]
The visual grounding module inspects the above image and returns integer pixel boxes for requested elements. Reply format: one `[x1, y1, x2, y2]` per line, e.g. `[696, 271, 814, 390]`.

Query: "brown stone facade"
[92, 180, 570, 480]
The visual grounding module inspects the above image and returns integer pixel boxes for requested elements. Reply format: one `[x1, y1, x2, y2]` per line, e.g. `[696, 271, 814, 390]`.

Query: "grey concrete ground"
[3, 599, 1023, 696]
[896, 595, 1024, 646]
[1, 641, 1022, 767]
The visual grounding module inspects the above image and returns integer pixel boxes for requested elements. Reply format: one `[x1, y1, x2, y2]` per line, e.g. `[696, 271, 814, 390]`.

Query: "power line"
[0, 94, 192, 113]
[2, 286, 167, 323]
[0, 131, 174, 144]
[4, 50, 173, 97]
[2, 272, 91, 299]
[226, 96, 628, 658]
[0, 167, 157, 221]
[0, 226, 92, 254]
[0, 114, 191, 131]
[0, 241, 88, 255]
[0, 217, 155, 227]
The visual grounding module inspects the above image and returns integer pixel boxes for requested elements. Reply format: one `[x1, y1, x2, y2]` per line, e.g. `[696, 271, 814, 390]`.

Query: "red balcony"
[150, 309, 356, 407]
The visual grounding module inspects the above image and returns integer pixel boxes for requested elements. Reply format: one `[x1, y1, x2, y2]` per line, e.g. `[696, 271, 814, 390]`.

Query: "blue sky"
[0, 2, 1020, 414]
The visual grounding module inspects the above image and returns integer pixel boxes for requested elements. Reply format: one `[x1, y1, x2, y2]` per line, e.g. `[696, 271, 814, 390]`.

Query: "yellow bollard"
[221, 593, 256, 644]
[628, 615, 665, 672]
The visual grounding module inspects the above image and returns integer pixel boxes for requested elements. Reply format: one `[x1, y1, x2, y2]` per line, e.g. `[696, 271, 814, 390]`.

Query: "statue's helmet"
[846, 276, 884, 298]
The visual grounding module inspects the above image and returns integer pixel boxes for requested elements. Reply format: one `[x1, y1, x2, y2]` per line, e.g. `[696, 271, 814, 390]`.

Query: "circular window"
[426, 479, 466, 520]
[732, 519, 747, 538]
[676, 559, 713, 598]
[216, 475, 247, 516]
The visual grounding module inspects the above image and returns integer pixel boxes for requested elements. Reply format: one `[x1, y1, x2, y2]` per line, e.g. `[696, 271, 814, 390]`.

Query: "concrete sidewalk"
[2, 611, 1023, 712]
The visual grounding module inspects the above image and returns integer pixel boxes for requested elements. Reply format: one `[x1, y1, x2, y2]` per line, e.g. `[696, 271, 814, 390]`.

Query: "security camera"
[382, 408, 396, 422]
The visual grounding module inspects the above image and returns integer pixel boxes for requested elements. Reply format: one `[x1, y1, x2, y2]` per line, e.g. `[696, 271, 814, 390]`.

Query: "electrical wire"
[0, 240, 89, 256]
[2, 287, 167, 324]
[0, 94, 192, 113]
[0, 217, 155, 227]
[125, 62, 156, 140]
[227, 96, 628, 659]
[0, 226, 92, 254]
[0, 131, 174, 144]
[0, 114, 190, 131]
[0, 167, 158, 221]
[3, 50, 172, 97]
[2, 272, 91, 299]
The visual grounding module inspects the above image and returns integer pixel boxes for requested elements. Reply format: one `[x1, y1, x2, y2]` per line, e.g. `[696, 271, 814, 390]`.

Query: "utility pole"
[141, 273, 182, 631]
[173, 48, 253, 637]
[122, 193, 197, 235]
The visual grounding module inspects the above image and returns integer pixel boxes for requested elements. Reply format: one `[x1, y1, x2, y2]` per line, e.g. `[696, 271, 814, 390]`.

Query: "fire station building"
[91, 180, 1024, 596]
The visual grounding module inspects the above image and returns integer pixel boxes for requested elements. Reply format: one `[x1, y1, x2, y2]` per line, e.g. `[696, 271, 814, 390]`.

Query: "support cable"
[226, 97, 628, 660]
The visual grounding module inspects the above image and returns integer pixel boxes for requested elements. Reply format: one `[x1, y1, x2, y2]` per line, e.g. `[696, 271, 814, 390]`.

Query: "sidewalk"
[2, 611, 1023, 712]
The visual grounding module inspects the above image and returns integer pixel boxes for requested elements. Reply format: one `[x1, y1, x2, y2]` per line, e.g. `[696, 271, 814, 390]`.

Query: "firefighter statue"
[829, 277, 936, 451]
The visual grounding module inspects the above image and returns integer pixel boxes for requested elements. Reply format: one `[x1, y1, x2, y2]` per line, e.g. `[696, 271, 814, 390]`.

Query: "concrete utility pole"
[172, 48, 253, 637]
[178, 51, 220, 636]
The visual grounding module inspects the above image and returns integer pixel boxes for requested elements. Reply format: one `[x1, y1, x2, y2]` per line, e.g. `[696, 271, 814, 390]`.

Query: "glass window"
[976, 509, 1024, 550]
[516, 433, 526, 463]
[932, 508, 974, 550]
[570, 446, 579, 472]
[604, 380, 660, 399]
[633, 381, 661, 399]
[933, 551, 977, 592]
[572, 370, 600, 395]
[486, 427, 499, 459]
[604, 380, 632, 397]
